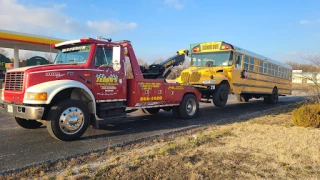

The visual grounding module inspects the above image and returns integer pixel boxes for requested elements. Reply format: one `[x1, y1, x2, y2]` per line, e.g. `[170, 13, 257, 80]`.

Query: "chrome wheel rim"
[186, 99, 197, 116]
[59, 107, 84, 135]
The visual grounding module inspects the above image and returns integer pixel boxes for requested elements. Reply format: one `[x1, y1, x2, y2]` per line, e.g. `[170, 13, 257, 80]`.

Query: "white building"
[292, 70, 320, 85]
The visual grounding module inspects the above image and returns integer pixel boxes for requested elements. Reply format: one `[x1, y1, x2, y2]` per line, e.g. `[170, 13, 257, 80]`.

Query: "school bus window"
[259, 60, 263, 73]
[284, 69, 287, 79]
[288, 70, 290, 79]
[263, 62, 268, 74]
[190, 52, 232, 67]
[288, 70, 291, 79]
[275, 65, 278, 77]
[249, 57, 254, 71]
[289, 70, 292, 79]
[234, 53, 242, 69]
[243, 55, 249, 70]
[268, 63, 271, 75]
[278, 67, 282, 77]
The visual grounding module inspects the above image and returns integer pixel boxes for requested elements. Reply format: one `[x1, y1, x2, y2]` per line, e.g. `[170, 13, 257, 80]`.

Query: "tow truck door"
[91, 45, 126, 101]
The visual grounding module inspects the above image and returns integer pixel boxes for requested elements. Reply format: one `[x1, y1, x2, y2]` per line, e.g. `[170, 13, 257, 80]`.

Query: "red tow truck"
[0, 37, 201, 141]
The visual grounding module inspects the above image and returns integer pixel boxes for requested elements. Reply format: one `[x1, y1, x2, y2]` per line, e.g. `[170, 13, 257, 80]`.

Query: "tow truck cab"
[0, 37, 201, 141]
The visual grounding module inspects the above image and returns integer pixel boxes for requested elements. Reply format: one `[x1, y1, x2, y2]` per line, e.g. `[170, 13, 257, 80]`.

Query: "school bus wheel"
[236, 94, 249, 103]
[264, 87, 279, 104]
[212, 82, 230, 107]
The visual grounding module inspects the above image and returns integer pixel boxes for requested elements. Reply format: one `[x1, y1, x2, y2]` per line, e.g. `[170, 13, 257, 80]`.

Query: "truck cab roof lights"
[54, 39, 82, 47]
[113, 40, 131, 44]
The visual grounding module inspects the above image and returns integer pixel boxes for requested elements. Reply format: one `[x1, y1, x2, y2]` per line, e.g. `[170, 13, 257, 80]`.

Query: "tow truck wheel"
[212, 83, 229, 107]
[179, 94, 199, 119]
[46, 99, 89, 141]
[13, 117, 43, 129]
[142, 108, 160, 115]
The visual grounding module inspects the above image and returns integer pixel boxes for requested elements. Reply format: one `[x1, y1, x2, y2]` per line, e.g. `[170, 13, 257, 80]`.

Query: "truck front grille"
[181, 72, 201, 83]
[181, 72, 190, 82]
[190, 72, 201, 82]
[5, 72, 24, 91]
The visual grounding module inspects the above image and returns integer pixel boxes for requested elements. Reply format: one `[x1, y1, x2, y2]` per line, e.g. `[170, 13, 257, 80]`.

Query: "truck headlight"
[25, 92, 47, 101]
[202, 80, 216, 84]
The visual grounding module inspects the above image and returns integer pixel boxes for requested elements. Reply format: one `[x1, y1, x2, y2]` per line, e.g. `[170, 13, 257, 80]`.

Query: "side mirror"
[112, 46, 121, 71]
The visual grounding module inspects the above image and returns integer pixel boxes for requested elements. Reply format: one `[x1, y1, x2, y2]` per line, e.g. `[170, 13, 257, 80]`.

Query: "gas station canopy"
[0, 29, 65, 68]
[0, 29, 65, 52]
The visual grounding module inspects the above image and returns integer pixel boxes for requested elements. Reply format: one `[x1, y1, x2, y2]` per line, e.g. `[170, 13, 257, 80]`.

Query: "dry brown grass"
[2, 103, 320, 180]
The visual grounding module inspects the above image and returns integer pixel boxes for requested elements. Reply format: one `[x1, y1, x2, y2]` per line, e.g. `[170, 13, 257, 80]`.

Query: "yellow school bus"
[177, 41, 292, 107]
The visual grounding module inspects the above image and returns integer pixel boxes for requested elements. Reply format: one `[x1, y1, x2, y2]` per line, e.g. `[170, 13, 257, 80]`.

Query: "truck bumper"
[0, 102, 44, 120]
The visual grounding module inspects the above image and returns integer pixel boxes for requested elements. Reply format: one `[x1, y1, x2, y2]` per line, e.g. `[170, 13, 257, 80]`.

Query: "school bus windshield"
[190, 52, 232, 67]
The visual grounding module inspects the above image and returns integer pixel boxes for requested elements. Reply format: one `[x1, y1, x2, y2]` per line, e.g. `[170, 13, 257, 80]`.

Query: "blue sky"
[1, 0, 319, 63]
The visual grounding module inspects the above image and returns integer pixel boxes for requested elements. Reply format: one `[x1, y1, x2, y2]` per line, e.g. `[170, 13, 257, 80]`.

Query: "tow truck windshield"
[190, 52, 233, 67]
[54, 45, 91, 64]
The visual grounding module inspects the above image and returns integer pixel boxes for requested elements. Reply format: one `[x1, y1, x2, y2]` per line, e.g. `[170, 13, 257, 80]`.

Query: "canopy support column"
[13, 45, 19, 68]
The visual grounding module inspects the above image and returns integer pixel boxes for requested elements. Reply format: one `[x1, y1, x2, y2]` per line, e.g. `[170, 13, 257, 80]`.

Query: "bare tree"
[137, 58, 148, 68]
[291, 53, 320, 97]
[44, 53, 55, 63]
[285, 61, 320, 72]
[152, 58, 163, 65]
[21, 52, 35, 61]
[0, 48, 9, 57]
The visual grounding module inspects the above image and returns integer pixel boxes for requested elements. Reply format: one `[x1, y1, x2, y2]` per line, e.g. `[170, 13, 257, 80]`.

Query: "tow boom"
[140, 49, 189, 79]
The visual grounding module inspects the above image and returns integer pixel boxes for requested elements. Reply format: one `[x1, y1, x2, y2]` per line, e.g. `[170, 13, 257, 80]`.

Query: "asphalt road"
[0, 93, 306, 174]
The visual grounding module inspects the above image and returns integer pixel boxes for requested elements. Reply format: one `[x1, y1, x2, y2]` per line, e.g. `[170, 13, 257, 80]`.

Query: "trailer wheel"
[179, 94, 199, 119]
[212, 83, 229, 107]
[46, 99, 89, 141]
[236, 94, 249, 103]
[142, 108, 160, 115]
[13, 117, 43, 129]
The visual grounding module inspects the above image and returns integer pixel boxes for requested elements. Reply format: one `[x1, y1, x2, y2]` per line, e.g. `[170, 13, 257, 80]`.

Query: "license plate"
[7, 105, 13, 113]
[210, 85, 215, 90]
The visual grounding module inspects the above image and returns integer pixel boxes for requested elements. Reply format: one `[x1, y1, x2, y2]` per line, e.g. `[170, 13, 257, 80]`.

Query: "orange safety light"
[221, 44, 230, 50]
[192, 46, 200, 52]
